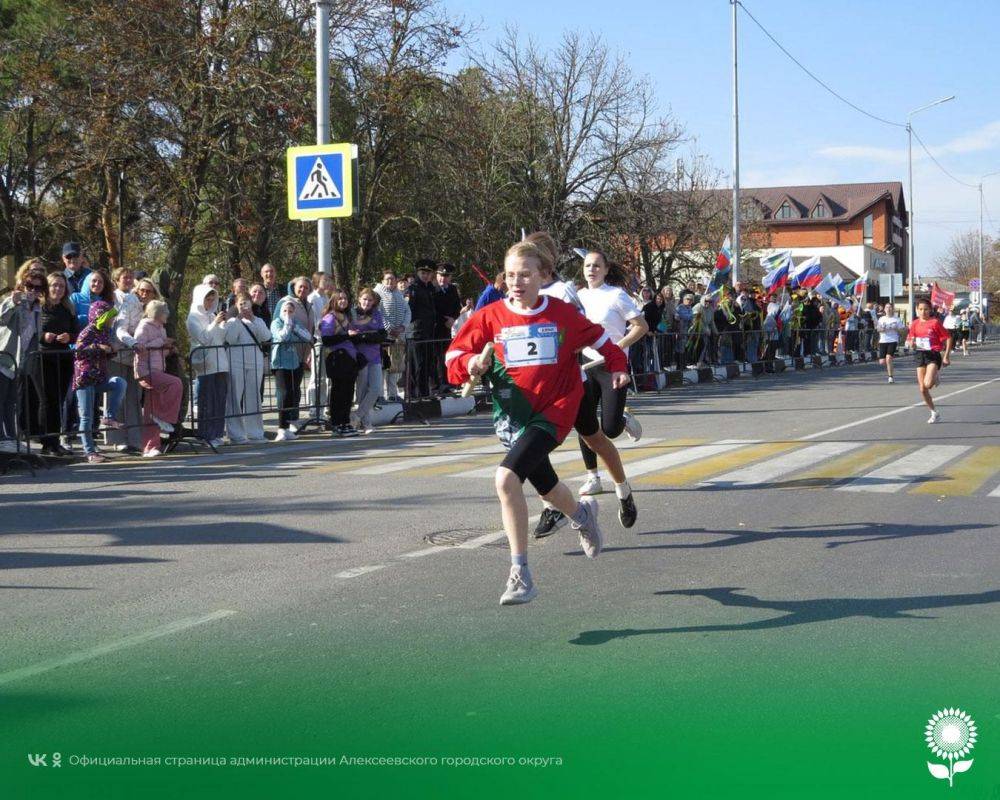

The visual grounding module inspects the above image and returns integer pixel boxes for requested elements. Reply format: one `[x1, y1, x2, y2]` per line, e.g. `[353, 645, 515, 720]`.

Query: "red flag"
[931, 282, 955, 309]
[469, 263, 491, 286]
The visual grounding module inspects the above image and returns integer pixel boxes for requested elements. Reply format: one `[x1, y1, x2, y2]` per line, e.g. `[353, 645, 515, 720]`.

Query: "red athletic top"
[908, 318, 949, 352]
[446, 296, 627, 443]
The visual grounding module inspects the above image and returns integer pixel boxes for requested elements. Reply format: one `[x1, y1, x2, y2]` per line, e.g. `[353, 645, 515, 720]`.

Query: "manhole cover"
[424, 528, 503, 548]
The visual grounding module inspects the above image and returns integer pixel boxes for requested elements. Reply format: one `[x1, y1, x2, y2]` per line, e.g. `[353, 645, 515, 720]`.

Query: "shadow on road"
[570, 586, 1000, 645]
[563, 521, 992, 556]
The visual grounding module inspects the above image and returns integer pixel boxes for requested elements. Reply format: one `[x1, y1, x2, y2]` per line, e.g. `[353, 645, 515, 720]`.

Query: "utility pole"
[731, 0, 741, 284]
[315, 0, 332, 275]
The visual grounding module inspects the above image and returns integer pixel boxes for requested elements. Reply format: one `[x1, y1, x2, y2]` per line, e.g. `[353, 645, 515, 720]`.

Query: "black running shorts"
[878, 341, 898, 358]
[499, 426, 561, 496]
[915, 350, 942, 368]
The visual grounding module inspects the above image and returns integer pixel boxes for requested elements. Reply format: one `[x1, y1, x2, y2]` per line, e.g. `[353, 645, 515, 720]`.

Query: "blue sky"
[448, 0, 1000, 277]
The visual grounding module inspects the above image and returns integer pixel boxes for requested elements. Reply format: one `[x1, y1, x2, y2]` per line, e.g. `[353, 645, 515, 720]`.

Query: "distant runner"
[876, 304, 906, 383]
[905, 297, 952, 423]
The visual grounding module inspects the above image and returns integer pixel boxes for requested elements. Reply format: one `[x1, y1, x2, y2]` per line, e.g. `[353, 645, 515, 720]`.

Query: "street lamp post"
[906, 95, 955, 321]
[979, 171, 1000, 323]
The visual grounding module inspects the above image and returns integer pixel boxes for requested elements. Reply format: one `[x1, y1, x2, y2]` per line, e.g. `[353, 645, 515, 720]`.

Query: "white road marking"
[799, 376, 1000, 441]
[456, 437, 666, 479]
[335, 565, 387, 578]
[838, 445, 971, 494]
[350, 447, 502, 475]
[0, 610, 236, 687]
[989, 483, 1000, 498]
[699, 441, 865, 488]
[581, 439, 756, 482]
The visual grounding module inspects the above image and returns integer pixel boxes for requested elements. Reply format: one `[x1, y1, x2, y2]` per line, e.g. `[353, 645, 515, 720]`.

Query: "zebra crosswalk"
[264, 433, 1000, 499]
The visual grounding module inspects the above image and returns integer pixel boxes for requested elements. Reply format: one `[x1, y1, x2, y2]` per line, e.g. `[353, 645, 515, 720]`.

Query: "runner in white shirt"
[875, 304, 906, 383]
[526, 234, 645, 536]
[571, 249, 647, 527]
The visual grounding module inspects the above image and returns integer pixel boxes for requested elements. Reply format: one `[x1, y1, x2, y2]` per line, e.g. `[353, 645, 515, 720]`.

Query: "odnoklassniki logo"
[925, 708, 977, 787]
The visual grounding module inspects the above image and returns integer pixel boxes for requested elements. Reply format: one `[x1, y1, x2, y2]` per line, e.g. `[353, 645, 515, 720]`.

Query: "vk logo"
[27, 753, 47, 767]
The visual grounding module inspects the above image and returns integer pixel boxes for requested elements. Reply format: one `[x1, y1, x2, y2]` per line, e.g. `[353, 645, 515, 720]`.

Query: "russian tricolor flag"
[708, 236, 733, 292]
[760, 250, 792, 295]
[790, 256, 823, 289]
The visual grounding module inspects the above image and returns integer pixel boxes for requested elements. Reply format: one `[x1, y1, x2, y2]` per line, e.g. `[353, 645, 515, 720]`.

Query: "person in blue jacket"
[70, 269, 115, 331]
[475, 271, 506, 310]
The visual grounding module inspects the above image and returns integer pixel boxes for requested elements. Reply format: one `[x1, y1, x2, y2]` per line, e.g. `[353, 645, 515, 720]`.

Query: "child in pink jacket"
[133, 300, 183, 457]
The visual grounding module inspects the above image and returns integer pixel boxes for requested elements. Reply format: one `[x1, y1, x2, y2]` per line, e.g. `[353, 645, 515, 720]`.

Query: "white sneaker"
[928, 410, 940, 424]
[142, 448, 162, 458]
[152, 415, 174, 434]
[114, 443, 130, 452]
[622, 410, 642, 442]
[572, 497, 603, 558]
[499, 565, 537, 605]
[579, 474, 604, 496]
[288, 422, 301, 434]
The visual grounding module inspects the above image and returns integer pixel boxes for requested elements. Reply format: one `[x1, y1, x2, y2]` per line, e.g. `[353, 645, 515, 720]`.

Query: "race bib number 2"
[502, 323, 559, 366]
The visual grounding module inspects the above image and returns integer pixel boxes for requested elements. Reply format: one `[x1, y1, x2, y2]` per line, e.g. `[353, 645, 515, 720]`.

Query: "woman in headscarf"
[186, 283, 229, 447]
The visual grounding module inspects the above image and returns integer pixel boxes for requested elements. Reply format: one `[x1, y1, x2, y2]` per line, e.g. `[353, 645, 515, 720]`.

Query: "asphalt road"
[3, 346, 999, 799]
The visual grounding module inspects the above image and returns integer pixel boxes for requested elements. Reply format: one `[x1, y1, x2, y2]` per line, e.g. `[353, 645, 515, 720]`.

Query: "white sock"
[615, 481, 631, 500]
[587, 469, 599, 480]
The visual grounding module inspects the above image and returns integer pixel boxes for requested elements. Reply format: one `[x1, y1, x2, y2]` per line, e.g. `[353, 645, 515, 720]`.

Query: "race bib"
[502, 323, 559, 367]
[914, 336, 931, 351]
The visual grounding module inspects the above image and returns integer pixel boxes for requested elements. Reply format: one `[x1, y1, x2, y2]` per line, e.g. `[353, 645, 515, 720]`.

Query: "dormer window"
[810, 201, 828, 218]
[775, 202, 794, 219]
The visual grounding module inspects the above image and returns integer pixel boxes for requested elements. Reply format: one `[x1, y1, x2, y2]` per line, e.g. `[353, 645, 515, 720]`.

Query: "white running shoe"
[499, 566, 537, 605]
[928, 410, 940, 424]
[288, 422, 301, 434]
[142, 448, 162, 458]
[579, 474, 604, 496]
[274, 428, 296, 442]
[622, 410, 642, 442]
[887, 376, 894, 384]
[572, 496, 603, 558]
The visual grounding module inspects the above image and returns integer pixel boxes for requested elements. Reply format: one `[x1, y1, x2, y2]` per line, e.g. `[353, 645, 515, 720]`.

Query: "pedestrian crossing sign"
[286, 143, 355, 220]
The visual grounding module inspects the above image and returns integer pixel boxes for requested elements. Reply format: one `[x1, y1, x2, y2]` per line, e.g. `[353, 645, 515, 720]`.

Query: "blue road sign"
[286, 143, 354, 220]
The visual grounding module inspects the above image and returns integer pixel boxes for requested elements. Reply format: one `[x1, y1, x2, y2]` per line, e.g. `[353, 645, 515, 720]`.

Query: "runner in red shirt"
[905, 297, 952, 423]
[446, 240, 629, 605]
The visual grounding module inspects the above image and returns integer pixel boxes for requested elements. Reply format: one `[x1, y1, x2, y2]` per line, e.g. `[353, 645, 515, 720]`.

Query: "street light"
[979, 169, 1000, 324]
[907, 95, 955, 321]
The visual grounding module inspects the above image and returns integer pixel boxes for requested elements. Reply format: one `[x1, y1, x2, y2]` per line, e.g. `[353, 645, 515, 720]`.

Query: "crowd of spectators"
[0, 242, 990, 462]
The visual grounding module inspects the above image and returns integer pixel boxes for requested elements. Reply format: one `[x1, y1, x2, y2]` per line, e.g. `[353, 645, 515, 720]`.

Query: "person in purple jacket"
[350, 288, 388, 434]
[319, 288, 360, 437]
[72, 300, 126, 463]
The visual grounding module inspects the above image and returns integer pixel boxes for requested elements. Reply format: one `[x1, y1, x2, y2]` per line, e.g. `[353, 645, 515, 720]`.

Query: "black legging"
[325, 349, 358, 426]
[574, 365, 627, 471]
[275, 366, 304, 429]
[499, 425, 560, 496]
[28, 349, 73, 447]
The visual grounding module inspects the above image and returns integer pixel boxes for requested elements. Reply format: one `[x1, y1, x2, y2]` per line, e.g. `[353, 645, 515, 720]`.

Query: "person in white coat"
[223, 295, 271, 443]
[108, 267, 145, 451]
[186, 283, 229, 446]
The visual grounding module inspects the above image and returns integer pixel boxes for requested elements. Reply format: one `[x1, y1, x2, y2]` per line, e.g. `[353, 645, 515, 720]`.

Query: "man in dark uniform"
[432, 263, 462, 394]
[405, 259, 438, 400]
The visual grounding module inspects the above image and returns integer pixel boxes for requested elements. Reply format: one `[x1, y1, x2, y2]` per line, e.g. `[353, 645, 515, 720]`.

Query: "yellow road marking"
[778, 443, 910, 490]
[636, 441, 802, 486]
[910, 446, 1000, 496]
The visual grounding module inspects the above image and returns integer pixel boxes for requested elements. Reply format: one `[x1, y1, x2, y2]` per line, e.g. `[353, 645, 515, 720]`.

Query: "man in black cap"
[405, 258, 438, 400]
[432, 263, 462, 393]
[62, 242, 91, 295]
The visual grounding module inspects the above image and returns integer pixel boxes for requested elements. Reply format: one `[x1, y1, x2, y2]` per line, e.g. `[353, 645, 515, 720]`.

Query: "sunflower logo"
[925, 708, 977, 787]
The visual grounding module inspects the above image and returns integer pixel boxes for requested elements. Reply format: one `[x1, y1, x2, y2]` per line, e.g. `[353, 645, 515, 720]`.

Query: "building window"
[810, 201, 828, 218]
[863, 213, 874, 246]
[776, 202, 794, 219]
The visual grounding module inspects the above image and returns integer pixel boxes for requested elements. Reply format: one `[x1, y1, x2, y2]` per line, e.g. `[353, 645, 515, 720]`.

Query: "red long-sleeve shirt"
[446, 296, 627, 443]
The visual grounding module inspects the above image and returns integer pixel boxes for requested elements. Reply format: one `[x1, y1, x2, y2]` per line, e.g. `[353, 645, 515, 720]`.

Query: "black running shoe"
[533, 507, 568, 539]
[618, 493, 637, 529]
